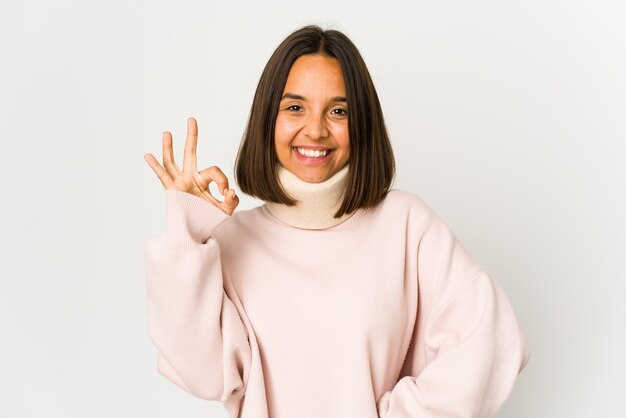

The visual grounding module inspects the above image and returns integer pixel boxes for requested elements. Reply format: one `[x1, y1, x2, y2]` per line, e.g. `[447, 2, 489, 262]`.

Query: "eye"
[331, 108, 348, 116]
[286, 105, 302, 112]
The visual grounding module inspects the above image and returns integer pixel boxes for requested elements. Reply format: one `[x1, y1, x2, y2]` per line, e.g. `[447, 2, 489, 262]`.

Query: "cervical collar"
[264, 163, 354, 230]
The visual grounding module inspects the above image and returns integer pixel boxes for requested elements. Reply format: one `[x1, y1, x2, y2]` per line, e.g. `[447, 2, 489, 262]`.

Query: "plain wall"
[0, 0, 624, 417]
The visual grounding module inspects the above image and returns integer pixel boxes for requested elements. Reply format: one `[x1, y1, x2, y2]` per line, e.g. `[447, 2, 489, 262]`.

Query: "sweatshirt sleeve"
[144, 189, 251, 409]
[377, 212, 531, 418]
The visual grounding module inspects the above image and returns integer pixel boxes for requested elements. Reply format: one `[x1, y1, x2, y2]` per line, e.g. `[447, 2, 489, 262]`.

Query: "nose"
[303, 111, 329, 140]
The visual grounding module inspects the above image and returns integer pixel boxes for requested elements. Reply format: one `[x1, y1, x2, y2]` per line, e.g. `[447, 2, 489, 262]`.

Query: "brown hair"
[234, 25, 395, 218]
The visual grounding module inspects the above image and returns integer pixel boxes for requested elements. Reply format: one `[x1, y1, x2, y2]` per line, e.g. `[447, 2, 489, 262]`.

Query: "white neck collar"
[264, 163, 355, 230]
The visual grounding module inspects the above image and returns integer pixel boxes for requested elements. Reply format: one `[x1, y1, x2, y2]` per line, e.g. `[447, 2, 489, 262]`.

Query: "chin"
[294, 170, 332, 184]
[299, 174, 329, 183]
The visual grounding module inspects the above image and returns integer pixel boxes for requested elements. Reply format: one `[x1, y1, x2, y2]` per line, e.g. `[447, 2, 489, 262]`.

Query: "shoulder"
[212, 204, 265, 237]
[383, 188, 428, 207]
[380, 188, 439, 219]
[378, 188, 456, 237]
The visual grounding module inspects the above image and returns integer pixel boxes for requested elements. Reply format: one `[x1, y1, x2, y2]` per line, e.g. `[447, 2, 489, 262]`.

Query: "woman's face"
[274, 54, 350, 184]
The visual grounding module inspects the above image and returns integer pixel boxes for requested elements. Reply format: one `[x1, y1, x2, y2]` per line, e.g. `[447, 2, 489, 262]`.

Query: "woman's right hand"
[144, 117, 240, 216]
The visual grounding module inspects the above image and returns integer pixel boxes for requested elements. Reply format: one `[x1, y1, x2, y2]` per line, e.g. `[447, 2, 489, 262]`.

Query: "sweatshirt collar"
[264, 163, 356, 230]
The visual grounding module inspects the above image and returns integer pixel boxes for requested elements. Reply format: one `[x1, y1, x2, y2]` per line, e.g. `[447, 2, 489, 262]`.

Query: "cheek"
[274, 116, 297, 143]
[336, 125, 350, 151]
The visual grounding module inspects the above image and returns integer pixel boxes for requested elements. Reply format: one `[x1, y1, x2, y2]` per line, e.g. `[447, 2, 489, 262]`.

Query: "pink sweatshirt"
[144, 188, 531, 418]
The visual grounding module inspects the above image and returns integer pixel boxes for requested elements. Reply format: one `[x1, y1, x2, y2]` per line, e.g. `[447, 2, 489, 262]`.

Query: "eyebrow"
[281, 93, 347, 103]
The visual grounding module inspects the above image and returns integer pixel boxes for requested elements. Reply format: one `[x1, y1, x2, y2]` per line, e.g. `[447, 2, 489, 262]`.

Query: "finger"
[224, 188, 239, 211]
[197, 166, 230, 196]
[202, 173, 238, 214]
[192, 171, 221, 206]
[162, 131, 181, 178]
[183, 117, 198, 173]
[193, 170, 238, 215]
[144, 153, 174, 189]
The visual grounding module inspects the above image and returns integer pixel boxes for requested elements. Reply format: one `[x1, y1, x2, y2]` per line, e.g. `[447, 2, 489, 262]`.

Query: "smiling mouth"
[293, 147, 334, 158]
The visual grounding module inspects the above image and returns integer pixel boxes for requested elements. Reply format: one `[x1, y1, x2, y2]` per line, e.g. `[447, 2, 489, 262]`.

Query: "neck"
[264, 163, 354, 230]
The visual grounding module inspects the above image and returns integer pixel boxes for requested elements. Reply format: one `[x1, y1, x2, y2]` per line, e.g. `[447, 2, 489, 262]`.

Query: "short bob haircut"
[234, 25, 395, 218]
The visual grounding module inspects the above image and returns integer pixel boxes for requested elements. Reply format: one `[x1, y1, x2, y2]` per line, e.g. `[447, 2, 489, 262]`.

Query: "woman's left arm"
[377, 214, 531, 418]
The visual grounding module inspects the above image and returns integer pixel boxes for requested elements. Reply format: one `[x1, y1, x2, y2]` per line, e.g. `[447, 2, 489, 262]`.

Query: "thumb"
[224, 187, 239, 210]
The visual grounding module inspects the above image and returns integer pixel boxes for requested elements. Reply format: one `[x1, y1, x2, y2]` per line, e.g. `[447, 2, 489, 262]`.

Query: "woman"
[143, 25, 531, 418]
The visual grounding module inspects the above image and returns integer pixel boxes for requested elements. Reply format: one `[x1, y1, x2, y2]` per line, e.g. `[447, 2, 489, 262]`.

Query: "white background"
[1, 0, 624, 417]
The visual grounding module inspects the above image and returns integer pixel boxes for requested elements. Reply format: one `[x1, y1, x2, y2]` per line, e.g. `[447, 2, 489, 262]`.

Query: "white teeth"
[296, 147, 330, 157]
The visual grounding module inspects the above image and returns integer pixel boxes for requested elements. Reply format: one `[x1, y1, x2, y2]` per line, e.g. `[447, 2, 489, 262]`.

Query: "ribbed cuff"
[164, 189, 231, 251]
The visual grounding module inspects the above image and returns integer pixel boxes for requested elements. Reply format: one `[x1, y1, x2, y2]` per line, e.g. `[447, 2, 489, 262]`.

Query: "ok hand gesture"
[144, 117, 239, 215]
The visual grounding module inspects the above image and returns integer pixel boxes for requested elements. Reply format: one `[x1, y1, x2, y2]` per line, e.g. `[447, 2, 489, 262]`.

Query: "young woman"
[143, 25, 531, 418]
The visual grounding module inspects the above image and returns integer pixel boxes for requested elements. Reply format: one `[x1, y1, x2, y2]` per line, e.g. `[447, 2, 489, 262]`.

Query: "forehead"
[283, 54, 345, 93]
